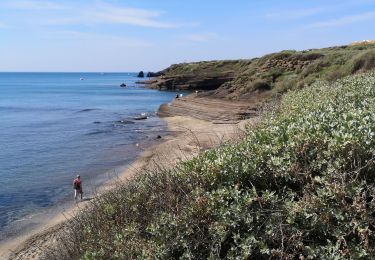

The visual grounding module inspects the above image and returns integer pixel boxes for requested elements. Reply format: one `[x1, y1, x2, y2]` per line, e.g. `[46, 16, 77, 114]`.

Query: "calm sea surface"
[0, 72, 177, 239]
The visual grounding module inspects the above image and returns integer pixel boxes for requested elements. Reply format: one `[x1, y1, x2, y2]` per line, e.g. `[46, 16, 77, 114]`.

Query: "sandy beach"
[0, 96, 256, 260]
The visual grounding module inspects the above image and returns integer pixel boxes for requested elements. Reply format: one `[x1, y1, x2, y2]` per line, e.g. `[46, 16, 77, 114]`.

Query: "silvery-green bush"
[149, 72, 375, 259]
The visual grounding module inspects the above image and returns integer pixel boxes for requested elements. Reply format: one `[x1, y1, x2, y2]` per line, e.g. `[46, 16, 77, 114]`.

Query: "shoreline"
[0, 97, 256, 259]
[0, 118, 169, 258]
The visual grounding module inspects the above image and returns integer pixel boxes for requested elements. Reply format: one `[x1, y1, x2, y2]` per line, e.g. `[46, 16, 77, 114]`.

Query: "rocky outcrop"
[137, 71, 144, 78]
[143, 52, 324, 97]
[147, 71, 164, 77]
[135, 79, 158, 85]
[259, 59, 313, 72]
[148, 72, 235, 91]
[143, 44, 375, 102]
[158, 95, 258, 123]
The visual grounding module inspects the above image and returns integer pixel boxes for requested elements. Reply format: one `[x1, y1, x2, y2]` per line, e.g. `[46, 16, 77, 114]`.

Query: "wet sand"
[0, 96, 257, 259]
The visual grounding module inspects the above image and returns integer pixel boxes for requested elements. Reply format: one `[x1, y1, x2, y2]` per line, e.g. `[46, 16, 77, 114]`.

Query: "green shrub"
[290, 52, 324, 61]
[274, 77, 298, 93]
[325, 69, 345, 82]
[301, 60, 330, 77]
[246, 79, 272, 92]
[267, 50, 296, 60]
[352, 50, 375, 73]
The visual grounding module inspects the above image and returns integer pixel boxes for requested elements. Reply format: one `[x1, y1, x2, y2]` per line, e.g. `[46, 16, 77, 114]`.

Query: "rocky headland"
[144, 43, 375, 102]
[139, 43, 375, 122]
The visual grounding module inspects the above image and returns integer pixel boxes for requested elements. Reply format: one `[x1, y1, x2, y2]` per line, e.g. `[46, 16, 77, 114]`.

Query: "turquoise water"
[0, 72, 177, 238]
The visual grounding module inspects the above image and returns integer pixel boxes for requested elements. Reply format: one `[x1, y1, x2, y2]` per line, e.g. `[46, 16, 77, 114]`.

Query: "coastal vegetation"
[46, 70, 375, 259]
[151, 43, 375, 102]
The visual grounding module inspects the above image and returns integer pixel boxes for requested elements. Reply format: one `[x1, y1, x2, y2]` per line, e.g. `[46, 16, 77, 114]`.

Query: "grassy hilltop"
[152, 43, 375, 101]
[45, 46, 375, 259]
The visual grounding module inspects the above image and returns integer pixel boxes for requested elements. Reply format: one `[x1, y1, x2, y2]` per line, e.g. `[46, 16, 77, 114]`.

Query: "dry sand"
[0, 97, 257, 260]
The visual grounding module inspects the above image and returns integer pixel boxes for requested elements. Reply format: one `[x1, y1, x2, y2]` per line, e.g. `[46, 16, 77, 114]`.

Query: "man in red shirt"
[73, 175, 83, 201]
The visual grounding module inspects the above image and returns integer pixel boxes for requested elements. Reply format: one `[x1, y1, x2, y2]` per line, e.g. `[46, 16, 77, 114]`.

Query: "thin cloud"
[2, 1, 196, 29]
[265, 7, 325, 20]
[89, 4, 178, 28]
[48, 3, 188, 29]
[180, 32, 217, 42]
[53, 30, 153, 47]
[311, 12, 375, 28]
[4, 0, 65, 10]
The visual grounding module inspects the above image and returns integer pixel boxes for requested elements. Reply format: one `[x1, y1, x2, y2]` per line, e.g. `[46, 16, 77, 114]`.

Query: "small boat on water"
[80, 77, 84, 80]
[133, 113, 148, 120]
[120, 83, 126, 87]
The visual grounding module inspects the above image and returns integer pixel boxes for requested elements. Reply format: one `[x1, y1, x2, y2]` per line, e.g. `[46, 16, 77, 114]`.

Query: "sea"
[0, 72, 178, 241]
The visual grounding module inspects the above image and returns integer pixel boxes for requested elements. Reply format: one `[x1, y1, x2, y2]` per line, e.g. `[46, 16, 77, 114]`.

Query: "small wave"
[14, 212, 43, 222]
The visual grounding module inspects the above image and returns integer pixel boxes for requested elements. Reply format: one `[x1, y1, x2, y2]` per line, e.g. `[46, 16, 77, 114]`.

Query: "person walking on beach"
[73, 175, 83, 201]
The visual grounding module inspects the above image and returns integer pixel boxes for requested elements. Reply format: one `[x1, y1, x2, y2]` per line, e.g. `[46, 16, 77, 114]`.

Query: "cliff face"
[150, 73, 234, 91]
[147, 60, 243, 91]
[147, 44, 375, 101]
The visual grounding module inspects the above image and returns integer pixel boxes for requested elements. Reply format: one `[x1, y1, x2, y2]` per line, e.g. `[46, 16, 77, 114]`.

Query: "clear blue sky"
[0, 0, 374, 72]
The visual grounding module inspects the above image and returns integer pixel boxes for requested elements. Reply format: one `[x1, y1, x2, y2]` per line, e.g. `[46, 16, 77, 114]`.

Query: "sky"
[0, 0, 374, 72]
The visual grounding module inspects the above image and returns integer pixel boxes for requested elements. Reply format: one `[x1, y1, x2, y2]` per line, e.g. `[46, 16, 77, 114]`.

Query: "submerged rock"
[115, 120, 135, 125]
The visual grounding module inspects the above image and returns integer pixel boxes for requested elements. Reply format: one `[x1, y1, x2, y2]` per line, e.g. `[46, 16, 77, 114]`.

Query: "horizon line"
[0, 71, 149, 73]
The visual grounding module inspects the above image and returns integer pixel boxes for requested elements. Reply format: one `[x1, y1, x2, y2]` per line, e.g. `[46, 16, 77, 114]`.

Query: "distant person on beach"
[73, 175, 83, 201]
[175, 94, 179, 99]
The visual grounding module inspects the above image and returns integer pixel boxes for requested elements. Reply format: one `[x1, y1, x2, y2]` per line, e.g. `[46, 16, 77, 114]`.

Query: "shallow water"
[0, 72, 177, 239]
